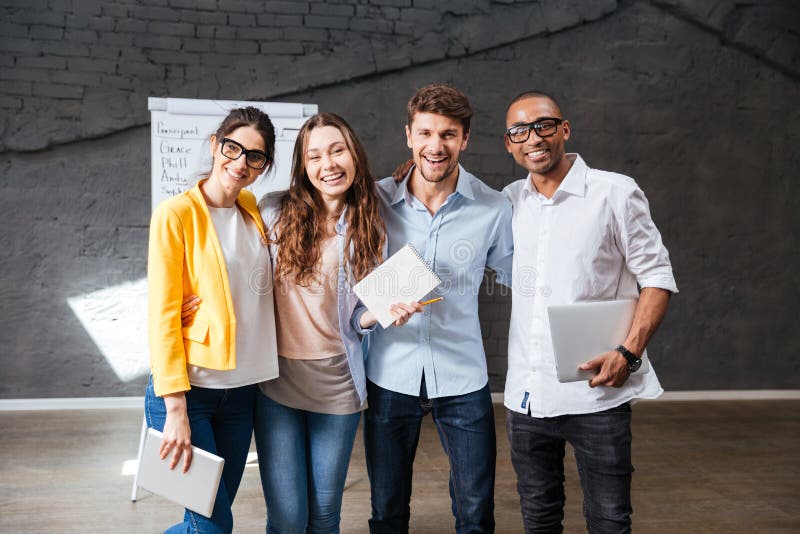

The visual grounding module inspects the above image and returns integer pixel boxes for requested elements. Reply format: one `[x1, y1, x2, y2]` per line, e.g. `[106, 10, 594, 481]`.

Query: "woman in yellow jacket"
[145, 106, 279, 533]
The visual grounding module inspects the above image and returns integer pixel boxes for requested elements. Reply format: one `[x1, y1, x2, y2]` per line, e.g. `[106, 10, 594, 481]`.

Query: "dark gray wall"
[1, 0, 798, 397]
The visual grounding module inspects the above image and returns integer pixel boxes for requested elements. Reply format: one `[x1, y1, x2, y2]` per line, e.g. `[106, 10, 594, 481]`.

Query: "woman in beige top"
[256, 113, 420, 533]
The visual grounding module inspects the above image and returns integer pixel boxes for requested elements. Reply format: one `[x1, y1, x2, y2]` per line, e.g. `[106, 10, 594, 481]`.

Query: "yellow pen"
[419, 297, 443, 307]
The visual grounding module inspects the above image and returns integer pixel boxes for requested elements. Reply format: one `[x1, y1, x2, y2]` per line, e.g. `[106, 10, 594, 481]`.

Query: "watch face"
[630, 359, 642, 372]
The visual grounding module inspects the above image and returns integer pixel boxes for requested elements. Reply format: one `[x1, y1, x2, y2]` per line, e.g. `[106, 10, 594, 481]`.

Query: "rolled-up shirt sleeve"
[351, 303, 378, 336]
[618, 187, 678, 293]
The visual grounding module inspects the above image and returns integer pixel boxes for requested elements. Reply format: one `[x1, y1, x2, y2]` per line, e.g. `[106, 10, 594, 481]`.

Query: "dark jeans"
[506, 404, 633, 534]
[363, 377, 496, 534]
[145, 376, 257, 534]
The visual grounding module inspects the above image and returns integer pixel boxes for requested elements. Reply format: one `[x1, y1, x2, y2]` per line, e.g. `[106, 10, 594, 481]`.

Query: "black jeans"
[506, 403, 633, 534]
[364, 378, 496, 534]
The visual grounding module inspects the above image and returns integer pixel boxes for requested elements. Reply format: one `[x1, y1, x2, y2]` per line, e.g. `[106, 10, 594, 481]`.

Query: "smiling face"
[406, 112, 469, 185]
[505, 95, 571, 179]
[304, 125, 356, 204]
[208, 125, 265, 196]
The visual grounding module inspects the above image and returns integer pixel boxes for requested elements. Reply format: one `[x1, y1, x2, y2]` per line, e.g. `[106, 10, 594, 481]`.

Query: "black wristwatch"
[616, 345, 642, 373]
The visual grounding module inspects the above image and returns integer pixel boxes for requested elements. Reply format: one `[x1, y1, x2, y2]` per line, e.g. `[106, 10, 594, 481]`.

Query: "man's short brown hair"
[406, 83, 473, 133]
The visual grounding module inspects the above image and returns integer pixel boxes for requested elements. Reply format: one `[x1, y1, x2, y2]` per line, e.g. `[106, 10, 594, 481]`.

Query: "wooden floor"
[0, 400, 798, 533]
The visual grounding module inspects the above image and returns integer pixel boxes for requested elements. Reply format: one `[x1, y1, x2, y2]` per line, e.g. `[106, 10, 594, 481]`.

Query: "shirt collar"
[391, 164, 475, 206]
[524, 153, 587, 199]
[454, 165, 476, 200]
[334, 205, 348, 235]
[390, 170, 411, 205]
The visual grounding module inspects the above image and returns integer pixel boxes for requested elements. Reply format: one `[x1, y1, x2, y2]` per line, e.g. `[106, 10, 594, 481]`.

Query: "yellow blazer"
[147, 180, 267, 396]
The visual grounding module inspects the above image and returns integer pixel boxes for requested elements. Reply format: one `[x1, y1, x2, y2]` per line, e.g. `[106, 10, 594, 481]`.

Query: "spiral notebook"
[137, 427, 225, 518]
[353, 243, 442, 328]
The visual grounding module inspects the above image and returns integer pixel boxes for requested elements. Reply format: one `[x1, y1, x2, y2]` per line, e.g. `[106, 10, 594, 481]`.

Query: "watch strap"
[615, 344, 641, 371]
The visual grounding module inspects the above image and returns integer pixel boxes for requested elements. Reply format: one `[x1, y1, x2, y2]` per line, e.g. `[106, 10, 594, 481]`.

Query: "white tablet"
[137, 427, 225, 518]
[547, 299, 651, 383]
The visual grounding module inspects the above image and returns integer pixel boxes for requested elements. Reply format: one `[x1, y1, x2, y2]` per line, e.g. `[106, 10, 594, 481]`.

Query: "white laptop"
[137, 427, 225, 518]
[548, 299, 651, 383]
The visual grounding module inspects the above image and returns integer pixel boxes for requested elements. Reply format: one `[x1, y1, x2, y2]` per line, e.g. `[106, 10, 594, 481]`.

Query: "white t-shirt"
[188, 205, 279, 388]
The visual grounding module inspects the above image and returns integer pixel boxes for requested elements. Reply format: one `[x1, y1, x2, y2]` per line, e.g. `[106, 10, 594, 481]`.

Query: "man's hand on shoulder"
[580, 350, 631, 388]
[392, 159, 414, 183]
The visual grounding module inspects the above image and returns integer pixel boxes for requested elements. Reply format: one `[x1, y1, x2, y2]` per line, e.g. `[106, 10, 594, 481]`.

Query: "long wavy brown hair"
[273, 112, 385, 285]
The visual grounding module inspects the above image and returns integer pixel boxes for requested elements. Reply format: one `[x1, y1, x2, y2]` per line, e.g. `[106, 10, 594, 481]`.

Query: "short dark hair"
[507, 91, 563, 116]
[407, 83, 473, 133]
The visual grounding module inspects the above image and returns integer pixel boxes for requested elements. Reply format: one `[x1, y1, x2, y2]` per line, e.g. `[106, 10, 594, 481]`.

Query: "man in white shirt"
[502, 91, 678, 533]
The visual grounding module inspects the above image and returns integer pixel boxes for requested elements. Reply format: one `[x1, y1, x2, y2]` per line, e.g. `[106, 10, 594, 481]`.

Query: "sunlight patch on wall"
[67, 278, 149, 382]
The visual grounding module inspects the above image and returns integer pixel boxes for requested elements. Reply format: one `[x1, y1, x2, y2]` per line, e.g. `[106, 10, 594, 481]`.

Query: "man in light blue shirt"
[364, 83, 513, 534]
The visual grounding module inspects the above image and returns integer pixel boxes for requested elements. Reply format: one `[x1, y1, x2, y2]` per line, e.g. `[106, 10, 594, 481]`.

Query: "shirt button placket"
[532, 205, 551, 377]
[420, 217, 437, 394]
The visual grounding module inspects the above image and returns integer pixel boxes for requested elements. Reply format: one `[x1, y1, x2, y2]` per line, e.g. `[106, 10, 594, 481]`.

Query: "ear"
[460, 130, 470, 152]
[561, 120, 571, 141]
[405, 124, 412, 150]
[209, 135, 218, 158]
[504, 133, 513, 154]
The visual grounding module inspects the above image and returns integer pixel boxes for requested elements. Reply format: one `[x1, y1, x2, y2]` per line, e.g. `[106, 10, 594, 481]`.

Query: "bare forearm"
[622, 287, 671, 356]
[160, 391, 193, 471]
[163, 392, 187, 414]
[358, 302, 422, 329]
[359, 310, 377, 328]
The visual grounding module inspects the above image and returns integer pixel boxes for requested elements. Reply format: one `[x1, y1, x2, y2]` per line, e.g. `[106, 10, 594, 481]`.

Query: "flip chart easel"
[148, 97, 318, 211]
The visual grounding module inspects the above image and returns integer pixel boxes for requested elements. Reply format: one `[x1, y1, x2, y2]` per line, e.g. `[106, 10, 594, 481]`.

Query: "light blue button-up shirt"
[365, 165, 514, 398]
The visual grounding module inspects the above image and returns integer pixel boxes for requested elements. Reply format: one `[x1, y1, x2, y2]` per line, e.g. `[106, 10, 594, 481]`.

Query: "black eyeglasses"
[505, 118, 564, 143]
[220, 138, 271, 170]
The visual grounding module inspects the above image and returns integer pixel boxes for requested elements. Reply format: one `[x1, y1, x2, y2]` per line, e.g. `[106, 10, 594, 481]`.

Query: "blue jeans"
[144, 376, 257, 534]
[505, 403, 634, 534]
[253, 391, 361, 534]
[363, 377, 496, 534]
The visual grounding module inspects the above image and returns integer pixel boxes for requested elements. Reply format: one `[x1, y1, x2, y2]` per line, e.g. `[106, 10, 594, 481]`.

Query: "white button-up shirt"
[503, 154, 678, 417]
